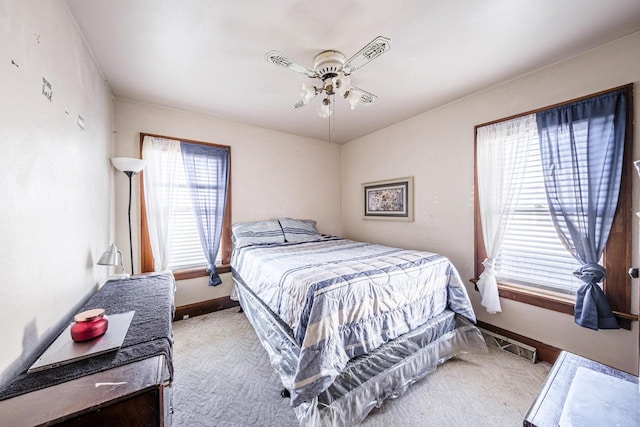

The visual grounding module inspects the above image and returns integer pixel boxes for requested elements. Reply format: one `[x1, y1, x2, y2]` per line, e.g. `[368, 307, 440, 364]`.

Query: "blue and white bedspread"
[231, 238, 476, 405]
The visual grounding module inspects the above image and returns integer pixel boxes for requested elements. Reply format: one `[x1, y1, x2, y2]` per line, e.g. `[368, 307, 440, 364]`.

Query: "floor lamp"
[111, 157, 146, 275]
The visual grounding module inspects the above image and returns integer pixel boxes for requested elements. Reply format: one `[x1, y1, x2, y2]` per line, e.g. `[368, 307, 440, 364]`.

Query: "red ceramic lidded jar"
[70, 308, 109, 342]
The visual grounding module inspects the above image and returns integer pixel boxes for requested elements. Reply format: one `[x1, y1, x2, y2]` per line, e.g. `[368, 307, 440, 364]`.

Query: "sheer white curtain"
[142, 136, 182, 271]
[476, 113, 537, 313]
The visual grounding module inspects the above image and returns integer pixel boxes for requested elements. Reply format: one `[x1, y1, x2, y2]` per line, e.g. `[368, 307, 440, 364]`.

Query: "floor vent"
[480, 328, 537, 363]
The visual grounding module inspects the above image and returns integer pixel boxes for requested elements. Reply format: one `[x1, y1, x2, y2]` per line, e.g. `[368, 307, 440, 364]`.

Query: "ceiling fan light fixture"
[300, 82, 316, 105]
[346, 90, 360, 110]
[318, 97, 332, 118]
[333, 73, 351, 98]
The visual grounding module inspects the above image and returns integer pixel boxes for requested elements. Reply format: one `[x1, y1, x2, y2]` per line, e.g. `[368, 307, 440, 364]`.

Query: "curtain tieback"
[573, 263, 606, 285]
[482, 258, 495, 272]
[206, 264, 222, 286]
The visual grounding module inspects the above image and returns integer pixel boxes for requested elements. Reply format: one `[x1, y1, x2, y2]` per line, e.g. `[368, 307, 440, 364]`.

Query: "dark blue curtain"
[181, 143, 230, 286]
[536, 90, 626, 330]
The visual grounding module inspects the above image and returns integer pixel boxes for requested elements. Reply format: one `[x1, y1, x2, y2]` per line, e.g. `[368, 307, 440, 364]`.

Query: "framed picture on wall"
[362, 177, 414, 221]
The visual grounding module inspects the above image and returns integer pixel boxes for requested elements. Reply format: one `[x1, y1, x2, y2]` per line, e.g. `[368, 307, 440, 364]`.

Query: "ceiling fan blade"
[343, 36, 391, 74]
[349, 85, 378, 106]
[265, 50, 317, 77]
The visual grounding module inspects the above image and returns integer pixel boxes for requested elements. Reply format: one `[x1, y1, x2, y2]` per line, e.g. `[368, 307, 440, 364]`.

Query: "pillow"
[232, 220, 284, 248]
[279, 218, 322, 242]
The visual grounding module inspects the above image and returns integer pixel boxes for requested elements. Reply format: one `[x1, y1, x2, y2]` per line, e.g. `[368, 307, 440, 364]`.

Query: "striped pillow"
[279, 218, 321, 242]
[232, 220, 284, 248]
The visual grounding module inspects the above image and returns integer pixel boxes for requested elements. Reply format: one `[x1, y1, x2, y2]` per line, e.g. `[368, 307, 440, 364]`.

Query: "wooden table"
[0, 273, 175, 426]
[524, 351, 638, 427]
[0, 355, 171, 426]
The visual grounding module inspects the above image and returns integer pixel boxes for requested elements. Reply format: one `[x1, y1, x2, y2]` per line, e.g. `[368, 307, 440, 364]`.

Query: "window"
[474, 85, 633, 327]
[165, 156, 216, 271]
[491, 121, 585, 295]
[139, 133, 232, 280]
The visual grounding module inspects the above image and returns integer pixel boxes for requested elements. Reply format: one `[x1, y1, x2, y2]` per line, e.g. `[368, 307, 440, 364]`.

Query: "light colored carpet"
[172, 308, 550, 426]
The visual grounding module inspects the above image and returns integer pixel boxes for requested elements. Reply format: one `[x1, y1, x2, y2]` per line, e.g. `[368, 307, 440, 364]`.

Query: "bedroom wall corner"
[0, 0, 115, 387]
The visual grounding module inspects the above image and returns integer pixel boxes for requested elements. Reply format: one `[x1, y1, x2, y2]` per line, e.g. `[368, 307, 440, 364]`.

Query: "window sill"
[469, 278, 636, 330]
[173, 264, 231, 281]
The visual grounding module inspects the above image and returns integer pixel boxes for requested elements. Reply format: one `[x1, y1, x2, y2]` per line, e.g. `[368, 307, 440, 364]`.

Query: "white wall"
[113, 99, 342, 306]
[342, 32, 640, 374]
[0, 0, 114, 386]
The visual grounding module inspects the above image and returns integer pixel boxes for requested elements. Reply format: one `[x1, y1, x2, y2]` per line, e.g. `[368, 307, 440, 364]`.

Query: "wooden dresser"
[0, 273, 175, 426]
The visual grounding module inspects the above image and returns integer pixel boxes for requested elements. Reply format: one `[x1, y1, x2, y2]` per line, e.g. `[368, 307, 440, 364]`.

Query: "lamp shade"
[97, 243, 119, 266]
[97, 243, 129, 278]
[111, 157, 146, 173]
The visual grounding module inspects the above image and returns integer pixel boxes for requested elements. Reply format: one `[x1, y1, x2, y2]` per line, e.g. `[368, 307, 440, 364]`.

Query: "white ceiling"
[66, 0, 640, 144]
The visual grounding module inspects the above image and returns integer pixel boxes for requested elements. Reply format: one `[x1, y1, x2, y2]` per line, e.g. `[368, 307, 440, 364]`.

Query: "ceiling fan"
[265, 36, 391, 118]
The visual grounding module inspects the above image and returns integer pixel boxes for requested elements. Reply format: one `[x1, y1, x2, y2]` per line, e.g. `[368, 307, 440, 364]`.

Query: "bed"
[231, 218, 487, 426]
